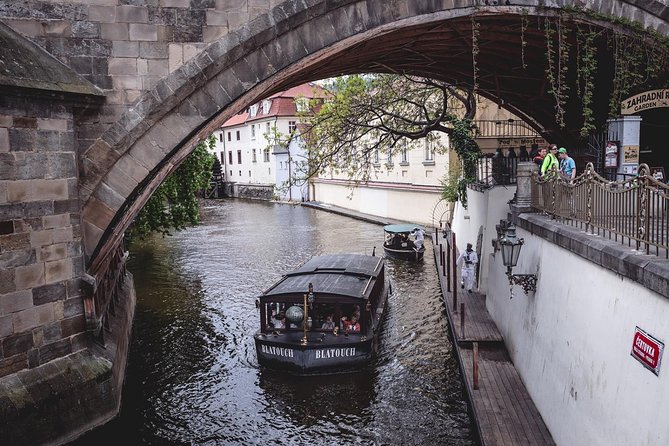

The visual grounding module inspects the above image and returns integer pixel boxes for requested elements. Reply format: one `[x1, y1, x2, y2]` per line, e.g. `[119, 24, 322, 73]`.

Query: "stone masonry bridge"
[0, 0, 668, 444]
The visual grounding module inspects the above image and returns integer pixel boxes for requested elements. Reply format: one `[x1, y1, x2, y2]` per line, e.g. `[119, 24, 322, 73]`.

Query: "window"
[227, 131, 231, 142]
[263, 148, 270, 162]
[229, 170, 232, 177]
[401, 147, 408, 164]
[266, 122, 271, 135]
[373, 149, 380, 164]
[248, 170, 251, 177]
[387, 150, 393, 165]
[220, 152, 224, 164]
[239, 170, 242, 176]
[252, 149, 257, 162]
[236, 131, 240, 141]
[219, 133, 223, 143]
[228, 151, 233, 165]
[250, 104, 258, 117]
[288, 121, 297, 134]
[295, 97, 309, 113]
[237, 150, 242, 164]
[262, 100, 271, 114]
[251, 124, 256, 139]
[424, 139, 435, 162]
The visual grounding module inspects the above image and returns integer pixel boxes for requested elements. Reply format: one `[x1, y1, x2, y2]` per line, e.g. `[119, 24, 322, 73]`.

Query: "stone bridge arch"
[81, 0, 669, 273]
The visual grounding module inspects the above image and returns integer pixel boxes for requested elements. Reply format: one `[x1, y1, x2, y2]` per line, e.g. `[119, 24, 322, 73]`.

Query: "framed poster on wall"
[650, 167, 665, 181]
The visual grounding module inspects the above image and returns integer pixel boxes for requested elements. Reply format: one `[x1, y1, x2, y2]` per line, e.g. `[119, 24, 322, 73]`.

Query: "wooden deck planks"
[433, 242, 556, 446]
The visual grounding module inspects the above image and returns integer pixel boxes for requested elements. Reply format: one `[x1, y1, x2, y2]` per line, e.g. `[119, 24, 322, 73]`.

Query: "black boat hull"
[255, 334, 375, 374]
[383, 245, 425, 261]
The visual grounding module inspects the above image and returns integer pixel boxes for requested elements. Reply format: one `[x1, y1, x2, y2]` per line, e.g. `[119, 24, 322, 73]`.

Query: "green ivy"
[127, 136, 216, 240]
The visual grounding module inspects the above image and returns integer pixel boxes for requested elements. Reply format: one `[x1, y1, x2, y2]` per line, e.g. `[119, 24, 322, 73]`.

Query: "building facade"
[210, 83, 326, 202]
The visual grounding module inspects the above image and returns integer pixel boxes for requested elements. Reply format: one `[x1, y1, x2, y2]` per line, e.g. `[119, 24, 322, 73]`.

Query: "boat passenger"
[341, 315, 361, 333]
[273, 313, 285, 329]
[321, 314, 335, 330]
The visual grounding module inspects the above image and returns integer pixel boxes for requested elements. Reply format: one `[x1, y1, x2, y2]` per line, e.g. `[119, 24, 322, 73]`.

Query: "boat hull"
[383, 245, 425, 261]
[255, 334, 375, 374]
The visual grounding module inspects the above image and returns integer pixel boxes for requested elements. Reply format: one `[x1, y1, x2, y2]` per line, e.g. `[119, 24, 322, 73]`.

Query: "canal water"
[72, 199, 475, 445]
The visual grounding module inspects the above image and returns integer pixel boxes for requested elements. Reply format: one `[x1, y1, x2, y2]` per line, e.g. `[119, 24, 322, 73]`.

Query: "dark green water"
[72, 199, 474, 445]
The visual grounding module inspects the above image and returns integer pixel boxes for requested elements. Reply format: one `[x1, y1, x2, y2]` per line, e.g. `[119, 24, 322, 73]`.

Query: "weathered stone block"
[36, 119, 68, 132]
[139, 41, 169, 59]
[0, 315, 12, 338]
[42, 214, 70, 230]
[9, 128, 35, 152]
[101, 22, 129, 40]
[15, 263, 45, 290]
[37, 338, 71, 365]
[0, 128, 9, 152]
[13, 307, 42, 333]
[51, 227, 74, 245]
[7, 180, 31, 203]
[88, 6, 116, 23]
[38, 243, 68, 263]
[0, 290, 33, 315]
[161, 0, 191, 6]
[108, 58, 138, 76]
[0, 269, 16, 294]
[0, 232, 30, 252]
[0, 353, 28, 377]
[32, 283, 66, 307]
[3, 332, 34, 357]
[116, 5, 149, 23]
[30, 230, 52, 248]
[63, 297, 84, 319]
[61, 315, 85, 338]
[129, 23, 158, 41]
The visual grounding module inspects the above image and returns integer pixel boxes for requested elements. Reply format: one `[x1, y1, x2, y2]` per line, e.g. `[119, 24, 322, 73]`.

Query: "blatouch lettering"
[315, 347, 357, 360]
[261, 344, 294, 358]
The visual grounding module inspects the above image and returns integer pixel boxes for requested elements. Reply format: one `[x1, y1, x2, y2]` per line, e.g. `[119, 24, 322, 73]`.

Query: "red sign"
[631, 327, 664, 375]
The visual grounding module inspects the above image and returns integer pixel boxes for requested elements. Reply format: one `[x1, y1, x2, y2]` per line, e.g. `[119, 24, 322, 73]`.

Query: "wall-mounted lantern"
[498, 223, 537, 295]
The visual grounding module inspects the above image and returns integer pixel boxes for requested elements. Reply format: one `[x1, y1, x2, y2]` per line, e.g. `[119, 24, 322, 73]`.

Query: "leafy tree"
[294, 74, 481, 196]
[127, 136, 216, 240]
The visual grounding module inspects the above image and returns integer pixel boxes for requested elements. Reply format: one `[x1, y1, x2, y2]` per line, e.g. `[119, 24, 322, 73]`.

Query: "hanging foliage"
[127, 136, 216, 240]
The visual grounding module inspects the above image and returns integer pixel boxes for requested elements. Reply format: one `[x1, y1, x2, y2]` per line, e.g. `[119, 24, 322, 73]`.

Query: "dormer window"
[295, 97, 309, 113]
[262, 100, 271, 114]
[250, 104, 258, 117]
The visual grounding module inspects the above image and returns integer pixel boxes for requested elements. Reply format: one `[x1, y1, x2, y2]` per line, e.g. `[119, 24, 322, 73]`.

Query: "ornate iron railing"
[83, 237, 129, 343]
[475, 155, 519, 186]
[531, 163, 669, 258]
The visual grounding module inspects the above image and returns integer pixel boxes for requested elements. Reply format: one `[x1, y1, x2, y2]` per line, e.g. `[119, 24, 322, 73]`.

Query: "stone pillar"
[515, 162, 535, 210]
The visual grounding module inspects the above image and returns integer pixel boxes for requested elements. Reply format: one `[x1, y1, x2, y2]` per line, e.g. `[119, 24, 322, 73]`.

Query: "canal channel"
[71, 199, 475, 445]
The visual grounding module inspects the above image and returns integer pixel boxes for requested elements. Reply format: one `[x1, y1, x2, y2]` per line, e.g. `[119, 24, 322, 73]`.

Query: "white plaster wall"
[450, 186, 516, 292]
[312, 181, 441, 226]
[486, 228, 669, 446]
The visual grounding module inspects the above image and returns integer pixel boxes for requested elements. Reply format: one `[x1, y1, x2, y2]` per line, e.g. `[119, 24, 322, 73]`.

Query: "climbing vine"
[520, 10, 529, 69]
[576, 26, 598, 136]
[471, 15, 481, 92]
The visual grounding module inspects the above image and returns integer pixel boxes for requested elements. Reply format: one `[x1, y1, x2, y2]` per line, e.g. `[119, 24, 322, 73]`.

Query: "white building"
[210, 82, 327, 201]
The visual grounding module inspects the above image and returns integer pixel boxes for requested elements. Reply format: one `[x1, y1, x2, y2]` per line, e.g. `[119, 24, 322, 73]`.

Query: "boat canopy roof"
[262, 254, 383, 301]
[383, 224, 424, 234]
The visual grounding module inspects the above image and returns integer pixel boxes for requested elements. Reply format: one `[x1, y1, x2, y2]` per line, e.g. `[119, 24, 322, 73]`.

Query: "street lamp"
[498, 223, 537, 295]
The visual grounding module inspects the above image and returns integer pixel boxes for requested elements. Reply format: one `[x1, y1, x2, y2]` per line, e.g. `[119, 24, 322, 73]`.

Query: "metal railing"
[473, 120, 541, 138]
[475, 156, 519, 186]
[84, 237, 129, 343]
[531, 163, 669, 258]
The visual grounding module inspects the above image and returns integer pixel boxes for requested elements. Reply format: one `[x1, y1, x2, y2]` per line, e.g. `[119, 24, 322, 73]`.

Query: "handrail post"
[473, 342, 479, 390]
[460, 302, 465, 339]
[452, 232, 457, 313]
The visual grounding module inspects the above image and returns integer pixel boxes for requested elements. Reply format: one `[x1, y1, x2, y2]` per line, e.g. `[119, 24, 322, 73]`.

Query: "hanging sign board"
[497, 137, 547, 149]
[631, 326, 664, 375]
[621, 89, 669, 114]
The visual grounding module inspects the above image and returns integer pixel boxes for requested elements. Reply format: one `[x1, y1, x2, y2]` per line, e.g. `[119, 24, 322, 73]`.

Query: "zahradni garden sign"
[621, 89, 669, 114]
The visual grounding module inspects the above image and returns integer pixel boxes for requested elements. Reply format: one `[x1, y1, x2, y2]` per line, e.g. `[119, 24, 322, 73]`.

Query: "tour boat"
[254, 253, 391, 374]
[382, 224, 426, 261]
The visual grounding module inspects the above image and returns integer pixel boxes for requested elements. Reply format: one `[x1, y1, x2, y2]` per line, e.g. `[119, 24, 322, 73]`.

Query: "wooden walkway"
[432, 240, 555, 446]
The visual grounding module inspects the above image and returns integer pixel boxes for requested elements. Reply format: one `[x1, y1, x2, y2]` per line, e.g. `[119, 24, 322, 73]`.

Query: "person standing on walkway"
[541, 144, 559, 178]
[558, 147, 576, 183]
[456, 243, 478, 293]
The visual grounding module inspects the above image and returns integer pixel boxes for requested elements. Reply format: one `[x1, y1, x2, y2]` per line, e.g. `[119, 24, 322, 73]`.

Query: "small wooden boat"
[254, 254, 390, 374]
[382, 224, 426, 261]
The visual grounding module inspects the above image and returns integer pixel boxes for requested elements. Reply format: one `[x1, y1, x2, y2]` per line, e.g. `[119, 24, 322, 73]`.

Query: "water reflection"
[71, 199, 474, 445]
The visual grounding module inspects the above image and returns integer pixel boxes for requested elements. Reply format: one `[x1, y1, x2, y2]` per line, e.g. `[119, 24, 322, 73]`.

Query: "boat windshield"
[262, 302, 364, 333]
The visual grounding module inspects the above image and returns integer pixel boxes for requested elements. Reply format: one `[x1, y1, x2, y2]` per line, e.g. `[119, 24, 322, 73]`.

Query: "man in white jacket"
[456, 243, 478, 293]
